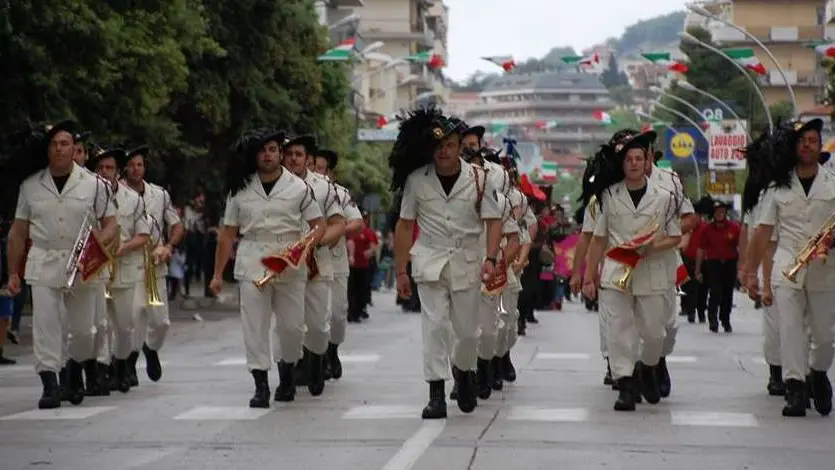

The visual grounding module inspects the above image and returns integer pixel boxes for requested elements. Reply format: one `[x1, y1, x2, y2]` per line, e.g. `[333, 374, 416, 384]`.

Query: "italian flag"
[540, 161, 558, 182]
[483, 55, 516, 72]
[814, 43, 835, 58]
[406, 51, 445, 69]
[593, 110, 614, 125]
[641, 52, 688, 74]
[317, 37, 356, 61]
[534, 120, 558, 130]
[560, 53, 599, 67]
[722, 48, 767, 75]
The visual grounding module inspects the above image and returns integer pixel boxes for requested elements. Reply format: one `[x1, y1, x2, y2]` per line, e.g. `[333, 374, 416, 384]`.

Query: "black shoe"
[476, 358, 492, 400]
[274, 361, 296, 402]
[809, 370, 832, 417]
[83, 360, 109, 396]
[449, 366, 460, 400]
[141, 343, 162, 382]
[656, 357, 671, 398]
[603, 358, 614, 386]
[66, 360, 85, 405]
[708, 323, 719, 333]
[37, 371, 61, 409]
[767, 365, 785, 396]
[326, 343, 342, 380]
[501, 352, 516, 382]
[249, 370, 270, 408]
[782, 379, 807, 417]
[114, 359, 131, 393]
[307, 352, 325, 396]
[455, 369, 477, 413]
[126, 351, 139, 387]
[638, 362, 661, 405]
[294, 349, 309, 387]
[722, 322, 733, 333]
[491, 357, 503, 391]
[613, 376, 637, 411]
[527, 316, 539, 324]
[0, 347, 16, 365]
[422, 380, 447, 419]
[687, 315, 695, 324]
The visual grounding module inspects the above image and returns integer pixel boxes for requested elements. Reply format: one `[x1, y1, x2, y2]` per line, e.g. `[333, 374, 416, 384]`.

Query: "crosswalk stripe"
[173, 406, 272, 420]
[506, 406, 589, 422]
[0, 406, 117, 421]
[671, 411, 758, 427]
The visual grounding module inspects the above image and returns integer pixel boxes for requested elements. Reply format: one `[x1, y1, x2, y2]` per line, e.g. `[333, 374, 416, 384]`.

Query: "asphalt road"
[1, 289, 834, 470]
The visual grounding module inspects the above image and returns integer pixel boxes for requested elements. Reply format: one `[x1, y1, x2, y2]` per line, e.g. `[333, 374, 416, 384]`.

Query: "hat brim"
[462, 125, 485, 140]
[127, 145, 149, 159]
[91, 149, 128, 168]
[796, 118, 823, 136]
[283, 135, 316, 152]
[713, 201, 732, 209]
[260, 130, 288, 148]
[45, 120, 80, 142]
[615, 130, 657, 156]
[315, 149, 338, 168]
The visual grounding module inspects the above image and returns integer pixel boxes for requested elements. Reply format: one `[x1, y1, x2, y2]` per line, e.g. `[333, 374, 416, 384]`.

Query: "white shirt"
[302, 170, 344, 280]
[111, 182, 151, 287]
[331, 182, 363, 276]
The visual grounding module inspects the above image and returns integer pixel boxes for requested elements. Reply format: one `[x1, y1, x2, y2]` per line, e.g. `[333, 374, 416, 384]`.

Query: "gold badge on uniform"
[615, 143, 624, 153]
[432, 127, 444, 139]
[794, 122, 804, 131]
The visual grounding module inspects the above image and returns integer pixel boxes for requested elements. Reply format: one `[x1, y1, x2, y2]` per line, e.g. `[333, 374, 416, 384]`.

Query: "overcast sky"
[444, 0, 691, 81]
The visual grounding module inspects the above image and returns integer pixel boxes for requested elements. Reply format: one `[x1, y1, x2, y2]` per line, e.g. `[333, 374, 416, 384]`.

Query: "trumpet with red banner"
[605, 219, 660, 291]
[254, 224, 323, 290]
[482, 255, 508, 296]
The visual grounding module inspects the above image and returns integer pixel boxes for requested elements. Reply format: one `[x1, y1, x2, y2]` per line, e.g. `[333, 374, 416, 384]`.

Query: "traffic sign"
[707, 119, 747, 170]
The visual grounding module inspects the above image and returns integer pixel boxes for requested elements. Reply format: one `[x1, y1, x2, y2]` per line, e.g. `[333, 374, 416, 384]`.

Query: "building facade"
[708, 0, 833, 112]
[465, 72, 616, 154]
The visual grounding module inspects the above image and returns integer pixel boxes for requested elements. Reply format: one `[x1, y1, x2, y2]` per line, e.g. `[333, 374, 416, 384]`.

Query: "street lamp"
[650, 85, 753, 142]
[652, 100, 705, 198]
[678, 80, 749, 125]
[635, 110, 677, 136]
[679, 31, 773, 133]
[328, 13, 360, 31]
[686, 3, 798, 116]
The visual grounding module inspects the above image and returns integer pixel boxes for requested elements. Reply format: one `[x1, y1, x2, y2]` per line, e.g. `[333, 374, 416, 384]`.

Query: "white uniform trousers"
[329, 274, 349, 345]
[107, 284, 138, 360]
[31, 285, 98, 373]
[762, 303, 781, 366]
[303, 280, 331, 355]
[418, 264, 480, 381]
[775, 288, 835, 381]
[636, 288, 678, 358]
[242, 280, 305, 370]
[92, 286, 110, 364]
[495, 289, 520, 357]
[477, 294, 500, 360]
[132, 275, 170, 352]
[598, 307, 609, 358]
[599, 289, 667, 380]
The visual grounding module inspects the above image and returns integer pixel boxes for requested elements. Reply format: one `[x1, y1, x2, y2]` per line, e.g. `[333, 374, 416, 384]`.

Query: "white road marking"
[213, 353, 380, 367]
[381, 420, 445, 470]
[671, 411, 758, 427]
[0, 406, 117, 421]
[535, 352, 591, 360]
[342, 405, 422, 419]
[751, 356, 767, 365]
[507, 406, 589, 422]
[665, 355, 699, 363]
[172, 406, 271, 420]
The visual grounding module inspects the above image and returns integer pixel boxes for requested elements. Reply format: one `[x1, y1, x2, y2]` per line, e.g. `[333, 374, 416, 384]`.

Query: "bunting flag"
[427, 54, 445, 70]
[376, 115, 388, 129]
[483, 55, 516, 72]
[814, 43, 835, 58]
[592, 110, 614, 125]
[560, 52, 599, 67]
[489, 122, 509, 134]
[641, 52, 688, 74]
[534, 120, 558, 130]
[667, 61, 689, 74]
[722, 48, 767, 75]
[317, 37, 356, 61]
[641, 52, 671, 63]
[406, 51, 432, 62]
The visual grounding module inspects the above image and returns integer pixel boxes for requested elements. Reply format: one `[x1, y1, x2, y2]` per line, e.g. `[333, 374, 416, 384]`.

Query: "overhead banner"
[707, 119, 747, 170]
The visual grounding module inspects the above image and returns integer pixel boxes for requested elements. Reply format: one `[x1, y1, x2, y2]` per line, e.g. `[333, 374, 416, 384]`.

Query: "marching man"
[582, 130, 682, 412]
[391, 107, 504, 419]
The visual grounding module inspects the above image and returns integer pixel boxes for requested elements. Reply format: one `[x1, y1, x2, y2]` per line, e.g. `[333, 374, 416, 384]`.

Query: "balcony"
[713, 25, 835, 44]
[361, 19, 435, 46]
[537, 130, 613, 142]
[759, 69, 827, 87]
[471, 99, 616, 112]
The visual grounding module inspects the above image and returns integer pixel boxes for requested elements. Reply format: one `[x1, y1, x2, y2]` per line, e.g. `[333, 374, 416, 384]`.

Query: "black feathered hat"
[739, 130, 773, 215]
[89, 147, 129, 170]
[388, 106, 465, 192]
[462, 125, 485, 141]
[44, 120, 80, 144]
[224, 128, 266, 197]
[283, 134, 316, 154]
[588, 128, 656, 208]
[126, 145, 149, 161]
[260, 129, 287, 148]
[315, 149, 339, 170]
[769, 118, 825, 188]
[0, 121, 51, 219]
[693, 195, 714, 216]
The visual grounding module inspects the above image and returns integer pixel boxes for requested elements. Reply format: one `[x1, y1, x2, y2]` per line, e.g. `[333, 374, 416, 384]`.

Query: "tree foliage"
[610, 11, 686, 55]
[0, 0, 381, 218]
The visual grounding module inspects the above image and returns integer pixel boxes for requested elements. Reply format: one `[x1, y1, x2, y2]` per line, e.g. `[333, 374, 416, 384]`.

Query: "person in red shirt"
[680, 200, 710, 324]
[347, 213, 378, 322]
[695, 200, 741, 332]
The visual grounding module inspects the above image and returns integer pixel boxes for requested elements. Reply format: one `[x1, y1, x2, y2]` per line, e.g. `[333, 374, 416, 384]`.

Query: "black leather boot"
[307, 352, 325, 396]
[294, 349, 309, 387]
[491, 357, 503, 391]
[782, 379, 808, 417]
[249, 370, 270, 408]
[107, 360, 119, 391]
[0, 347, 16, 365]
[476, 358, 492, 400]
[449, 366, 460, 400]
[613, 376, 637, 411]
[38, 371, 61, 409]
[455, 369, 477, 413]
[502, 352, 516, 382]
[809, 370, 832, 416]
[126, 351, 139, 387]
[767, 365, 785, 396]
[604, 358, 614, 386]
[66, 360, 85, 405]
[639, 361, 661, 405]
[114, 359, 131, 393]
[656, 357, 671, 398]
[326, 342, 342, 379]
[274, 361, 296, 402]
[142, 343, 162, 382]
[59, 365, 72, 401]
[83, 359, 109, 396]
[422, 380, 447, 419]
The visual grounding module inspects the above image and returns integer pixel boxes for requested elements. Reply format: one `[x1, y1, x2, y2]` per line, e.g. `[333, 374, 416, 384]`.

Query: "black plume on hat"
[740, 129, 773, 215]
[225, 128, 265, 197]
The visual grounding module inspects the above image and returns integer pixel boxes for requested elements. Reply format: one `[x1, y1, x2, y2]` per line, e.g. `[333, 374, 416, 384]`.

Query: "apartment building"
[707, 0, 832, 112]
[465, 71, 616, 154]
[324, 0, 448, 121]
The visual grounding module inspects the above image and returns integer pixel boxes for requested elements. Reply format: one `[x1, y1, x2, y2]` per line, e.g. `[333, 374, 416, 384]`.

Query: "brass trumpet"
[143, 243, 165, 307]
[253, 271, 276, 290]
[783, 211, 835, 283]
[614, 265, 633, 290]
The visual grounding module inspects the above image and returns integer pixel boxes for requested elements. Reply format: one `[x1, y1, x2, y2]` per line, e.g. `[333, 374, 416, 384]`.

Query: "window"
[817, 6, 825, 26]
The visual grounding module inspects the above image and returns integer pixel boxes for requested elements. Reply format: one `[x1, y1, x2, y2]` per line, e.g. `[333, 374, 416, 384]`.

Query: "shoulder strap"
[472, 165, 487, 213]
